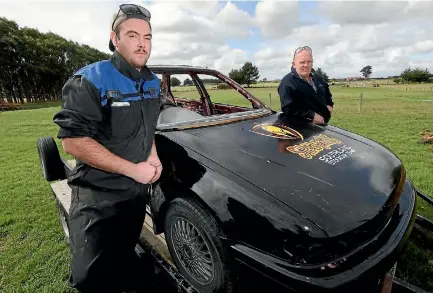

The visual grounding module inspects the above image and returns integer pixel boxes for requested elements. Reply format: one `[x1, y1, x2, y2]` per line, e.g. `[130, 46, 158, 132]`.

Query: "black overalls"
[278, 66, 334, 123]
[53, 51, 161, 293]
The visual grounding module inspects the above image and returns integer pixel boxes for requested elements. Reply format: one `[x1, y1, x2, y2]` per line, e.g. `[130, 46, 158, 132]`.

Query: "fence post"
[358, 92, 363, 113]
[269, 93, 272, 109]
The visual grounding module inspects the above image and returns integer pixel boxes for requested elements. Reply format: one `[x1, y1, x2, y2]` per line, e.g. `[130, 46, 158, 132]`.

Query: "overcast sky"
[1, 0, 433, 80]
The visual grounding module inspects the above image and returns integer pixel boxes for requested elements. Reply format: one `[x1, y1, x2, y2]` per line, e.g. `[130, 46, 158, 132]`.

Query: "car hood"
[166, 113, 404, 238]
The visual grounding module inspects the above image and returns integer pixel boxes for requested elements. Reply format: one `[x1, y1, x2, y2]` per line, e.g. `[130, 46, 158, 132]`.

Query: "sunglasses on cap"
[112, 4, 152, 30]
[293, 46, 312, 57]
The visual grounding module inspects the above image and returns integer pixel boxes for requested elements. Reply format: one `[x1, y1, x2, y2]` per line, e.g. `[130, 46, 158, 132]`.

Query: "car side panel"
[151, 133, 322, 259]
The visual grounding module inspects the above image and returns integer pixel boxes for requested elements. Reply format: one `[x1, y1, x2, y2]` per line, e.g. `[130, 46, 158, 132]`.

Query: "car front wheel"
[164, 197, 234, 293]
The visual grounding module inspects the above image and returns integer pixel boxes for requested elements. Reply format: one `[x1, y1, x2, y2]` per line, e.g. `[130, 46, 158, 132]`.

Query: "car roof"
[147, 65, 220, 75]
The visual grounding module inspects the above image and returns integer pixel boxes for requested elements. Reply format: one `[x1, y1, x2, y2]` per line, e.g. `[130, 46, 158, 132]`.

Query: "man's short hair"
[293, 46, 312, 60]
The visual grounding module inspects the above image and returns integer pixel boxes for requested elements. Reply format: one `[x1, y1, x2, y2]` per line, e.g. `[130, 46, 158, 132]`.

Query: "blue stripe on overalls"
[73, 61, 160, 104]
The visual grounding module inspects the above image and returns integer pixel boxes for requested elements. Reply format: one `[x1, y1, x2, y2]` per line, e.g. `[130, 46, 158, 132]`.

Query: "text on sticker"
[286, 134, 342, 159]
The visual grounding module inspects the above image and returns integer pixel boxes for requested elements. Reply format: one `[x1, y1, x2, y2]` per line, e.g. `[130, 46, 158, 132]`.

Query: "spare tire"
[164, 197, 234, 293]
[37, 136, 65, 182]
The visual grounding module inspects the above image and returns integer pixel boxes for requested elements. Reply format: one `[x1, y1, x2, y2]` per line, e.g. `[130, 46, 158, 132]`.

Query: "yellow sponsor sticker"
[251, 124, 304, 140]
[286, 134, 342, 159]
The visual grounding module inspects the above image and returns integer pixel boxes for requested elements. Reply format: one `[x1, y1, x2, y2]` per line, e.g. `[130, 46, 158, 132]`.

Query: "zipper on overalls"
[138, 78, 147, 160]
[138, 79, 145, 99]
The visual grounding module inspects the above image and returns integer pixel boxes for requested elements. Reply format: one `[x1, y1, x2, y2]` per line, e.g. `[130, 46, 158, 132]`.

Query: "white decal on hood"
[319, 145, 356, 165]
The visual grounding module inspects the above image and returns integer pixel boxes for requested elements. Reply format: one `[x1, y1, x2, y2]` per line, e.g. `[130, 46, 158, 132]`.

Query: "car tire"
[164, 197, 234, 293]
[36, 136, 65, 182]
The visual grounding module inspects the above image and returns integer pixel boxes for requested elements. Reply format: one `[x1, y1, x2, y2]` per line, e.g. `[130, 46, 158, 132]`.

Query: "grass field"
[1, 84, 433, 292]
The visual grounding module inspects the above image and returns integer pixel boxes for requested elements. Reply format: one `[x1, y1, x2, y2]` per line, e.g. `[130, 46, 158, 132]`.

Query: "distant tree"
[229, 62, 260, 87]
[400, 67, 432, 83]
[228, 68, 244, 84]
[315, 67, 329, 83]
[393, 78, 402, 84]
[201, 78, 222, 84]
[360, 65, 373, 79]
[170, 77, 181, 87]
[0, 16, 110, 104]
[241, 62, 260, 87]
[400, 67, 431, 83]
[183, 78, 193, 86]
[400, 68, 412, 83]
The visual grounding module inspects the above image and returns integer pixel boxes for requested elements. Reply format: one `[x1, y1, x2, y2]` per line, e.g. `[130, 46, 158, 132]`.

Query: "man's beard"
[128, 54, 148, 70]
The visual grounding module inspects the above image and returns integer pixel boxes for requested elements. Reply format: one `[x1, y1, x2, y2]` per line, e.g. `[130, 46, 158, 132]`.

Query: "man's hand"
[147, 140, 162, 183]
[148, 159, 163, 183]
[124, 162, 157, 184]
[327, 105, 333, 113]
[313, 113, 325, 124]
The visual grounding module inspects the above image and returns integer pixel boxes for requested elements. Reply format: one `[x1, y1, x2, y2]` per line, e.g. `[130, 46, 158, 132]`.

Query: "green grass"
[1, 86, 433, 292]
[0, 106, 75, 293]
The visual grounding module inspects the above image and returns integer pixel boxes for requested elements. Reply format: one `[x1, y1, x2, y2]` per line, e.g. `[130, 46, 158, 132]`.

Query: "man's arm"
[326, 91, 334, 107]
[53, 76, 140, 178]
[324, 81, 334, 107]
[62, 137, 138, 178]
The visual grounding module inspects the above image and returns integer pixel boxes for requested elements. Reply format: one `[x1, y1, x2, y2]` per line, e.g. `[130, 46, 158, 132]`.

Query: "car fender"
[149, 156, 327, 259]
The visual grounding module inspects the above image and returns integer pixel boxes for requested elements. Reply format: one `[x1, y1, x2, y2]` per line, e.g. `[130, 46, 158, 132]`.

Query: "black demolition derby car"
[37, 65, 423, 293]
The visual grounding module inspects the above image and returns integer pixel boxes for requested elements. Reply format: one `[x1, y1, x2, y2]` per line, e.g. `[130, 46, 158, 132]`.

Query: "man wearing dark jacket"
[278, 46, 334, 124]
[53, 4, 161, 293]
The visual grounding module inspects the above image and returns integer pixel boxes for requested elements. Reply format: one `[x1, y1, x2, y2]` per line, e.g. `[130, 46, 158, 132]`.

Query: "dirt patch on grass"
[419, 131, 433, 150]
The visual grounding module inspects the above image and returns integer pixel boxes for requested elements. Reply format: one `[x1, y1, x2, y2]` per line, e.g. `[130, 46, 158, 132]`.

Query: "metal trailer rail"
[414, 190, 433, 231]
[38, 138, 433, 293]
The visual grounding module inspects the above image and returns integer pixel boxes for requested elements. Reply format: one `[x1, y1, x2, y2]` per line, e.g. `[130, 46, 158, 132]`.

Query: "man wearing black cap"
[53, 4, 161, 293]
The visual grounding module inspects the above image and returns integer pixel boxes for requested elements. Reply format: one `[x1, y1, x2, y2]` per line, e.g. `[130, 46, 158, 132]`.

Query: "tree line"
[170, 77, 223, 87]
[359, 65, 432, 83]
[0, 17, 110, 104]
[227, 61, 330, 86]
[395, 67, 432, 84]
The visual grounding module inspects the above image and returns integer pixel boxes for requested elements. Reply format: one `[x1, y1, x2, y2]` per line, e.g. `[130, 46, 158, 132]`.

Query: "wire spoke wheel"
[165, 198, 234, 292]
[171, 217, 214, 284]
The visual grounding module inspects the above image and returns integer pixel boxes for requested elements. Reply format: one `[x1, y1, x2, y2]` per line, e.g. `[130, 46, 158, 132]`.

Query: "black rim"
[171, 217, 214, 285]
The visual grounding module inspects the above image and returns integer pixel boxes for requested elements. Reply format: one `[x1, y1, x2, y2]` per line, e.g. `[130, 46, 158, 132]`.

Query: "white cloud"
[319, 1, 433, 25]
[214, 47, 249, 73]
[214, 1, 255, 38]
[289, 24, 342, 48]
[140, 0, 254, 74]
[254, 0, 299, 39]
[411, 40, 433, 55]
[0, 0, 432, 81]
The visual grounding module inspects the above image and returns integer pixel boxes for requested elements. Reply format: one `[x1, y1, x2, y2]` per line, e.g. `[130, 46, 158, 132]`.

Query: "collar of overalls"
[110, 50, 154, 82]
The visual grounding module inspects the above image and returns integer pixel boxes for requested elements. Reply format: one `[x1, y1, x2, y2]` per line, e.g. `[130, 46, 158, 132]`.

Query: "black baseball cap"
[109, 4, 152, 52]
